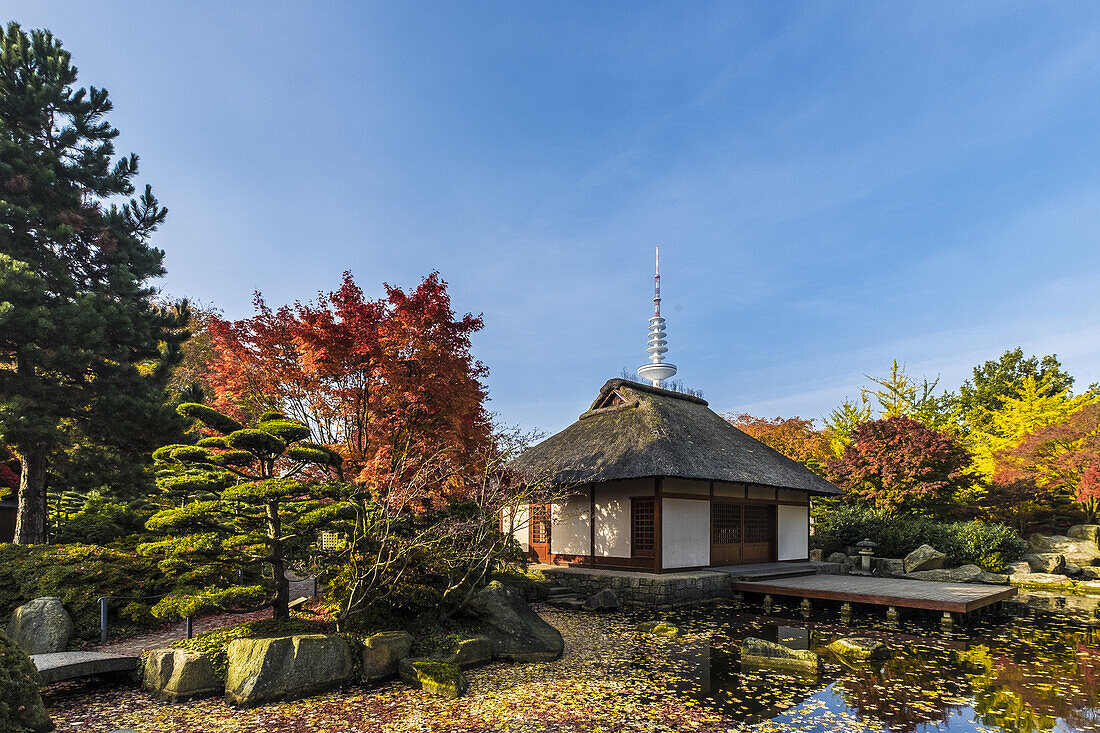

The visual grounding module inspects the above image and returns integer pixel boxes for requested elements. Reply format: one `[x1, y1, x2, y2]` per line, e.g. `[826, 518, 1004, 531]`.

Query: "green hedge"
[0, 544, 165, 641]
[0, 631, 50, 733]
[812, 505, 1027, 572]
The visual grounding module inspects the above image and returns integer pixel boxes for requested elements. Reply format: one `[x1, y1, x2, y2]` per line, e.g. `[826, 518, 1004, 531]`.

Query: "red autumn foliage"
[206, 272, 490, 500]
[994, 402, 1100, 521]
[825, 416, 970, 518]
[727, 414, 831, 475]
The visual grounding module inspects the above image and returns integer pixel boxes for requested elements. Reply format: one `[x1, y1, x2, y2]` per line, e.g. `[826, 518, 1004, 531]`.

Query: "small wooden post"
[731, 591, 744, 609]
[840, 602, 852, 625]
[941, 611, 954, 633]
[800, 597, 812, 619]
[886, 606, 899, 628]
[763, 594, 773, 615]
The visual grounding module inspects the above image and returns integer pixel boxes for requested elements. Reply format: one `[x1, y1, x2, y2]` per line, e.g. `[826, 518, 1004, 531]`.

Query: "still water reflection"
[632, 604, 1100, 733]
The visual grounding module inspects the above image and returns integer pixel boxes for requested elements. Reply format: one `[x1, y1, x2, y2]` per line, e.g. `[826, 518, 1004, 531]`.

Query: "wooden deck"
[732, 573, 1017, 614]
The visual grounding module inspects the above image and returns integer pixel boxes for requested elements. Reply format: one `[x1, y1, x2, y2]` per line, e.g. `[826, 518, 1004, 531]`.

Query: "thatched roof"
[514, 378, 840, 495]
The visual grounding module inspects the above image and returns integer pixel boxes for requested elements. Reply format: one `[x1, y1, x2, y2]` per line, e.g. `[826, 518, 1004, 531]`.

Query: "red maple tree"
[206, 272, 490, 501]
[994, 402, 1100, 522]
[825, 416, 971, 518]
[727, 414, 831, 475]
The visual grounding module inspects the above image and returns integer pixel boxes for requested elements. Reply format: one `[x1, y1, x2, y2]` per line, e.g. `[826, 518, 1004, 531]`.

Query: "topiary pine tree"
[141, 404, 346, 620]
[0, 22, 188, 543]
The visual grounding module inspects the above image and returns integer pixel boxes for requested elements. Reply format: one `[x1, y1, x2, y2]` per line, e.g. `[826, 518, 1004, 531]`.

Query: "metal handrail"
[96, 592, 191, 645]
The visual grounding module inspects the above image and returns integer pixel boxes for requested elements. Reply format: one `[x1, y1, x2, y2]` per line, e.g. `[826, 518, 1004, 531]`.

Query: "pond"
[627, 601, 1100, 733]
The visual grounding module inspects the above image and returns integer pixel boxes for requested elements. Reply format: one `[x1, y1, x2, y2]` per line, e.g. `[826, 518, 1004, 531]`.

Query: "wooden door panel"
[528, 504, 551, 564]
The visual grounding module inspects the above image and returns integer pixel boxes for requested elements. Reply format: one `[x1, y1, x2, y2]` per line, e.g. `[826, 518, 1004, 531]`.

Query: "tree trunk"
[14, 447, 47, 545]
[267, 500, 289, 619]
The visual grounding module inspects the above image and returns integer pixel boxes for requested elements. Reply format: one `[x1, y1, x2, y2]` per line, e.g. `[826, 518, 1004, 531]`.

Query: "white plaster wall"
[664, 478, 709, 495]
[593, 479, 650, 557]
[550, 495, 590, 555]
[778, 488, 808, 503]
[777, 504, 809, 561]
[747, 485, 776, 500]
[714, 482, 745, 498]
[501, 505, 529, 551]
[662, 498, 711, 569]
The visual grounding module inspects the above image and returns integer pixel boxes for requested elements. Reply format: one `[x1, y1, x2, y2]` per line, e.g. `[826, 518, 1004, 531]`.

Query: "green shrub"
[0, 544, 165, 641]
[53, 493, 149, 546]
[172, 616, 325, 682]
[812, 504, 1026, 572]
[0, 632, 51, 733]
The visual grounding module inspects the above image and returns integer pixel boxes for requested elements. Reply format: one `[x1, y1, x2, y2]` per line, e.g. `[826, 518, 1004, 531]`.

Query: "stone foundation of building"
[538, 565, 732, 607]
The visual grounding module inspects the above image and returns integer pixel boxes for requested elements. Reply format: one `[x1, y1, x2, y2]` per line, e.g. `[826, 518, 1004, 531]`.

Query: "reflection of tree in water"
[838, 645, 972, 733]
[966, 626, 1100, 733]
[838, 624, 1100, 733]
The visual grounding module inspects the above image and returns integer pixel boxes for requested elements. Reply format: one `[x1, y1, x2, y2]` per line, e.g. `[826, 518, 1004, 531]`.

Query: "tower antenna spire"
[637, 246, 677, 387]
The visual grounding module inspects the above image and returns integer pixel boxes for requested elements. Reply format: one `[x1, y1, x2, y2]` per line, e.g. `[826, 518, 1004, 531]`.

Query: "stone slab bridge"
[32, 651, 138, 685]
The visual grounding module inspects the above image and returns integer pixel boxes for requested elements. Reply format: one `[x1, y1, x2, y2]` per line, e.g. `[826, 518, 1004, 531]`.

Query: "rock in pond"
[466, 581, 564, 662]
[225, 634, 354, 707]
[143, 648, 220, 701]
[828, 637, 890, 664]
[1028, 534, 1100, 566]
[398, 658, 468, 699]
[637, 621, 680, 638]
[446, 635, 492, 668]
[361, 631, 413, 682]
[741, 637, 821, 674]
[6, 597, 74, 655]
[1025, 553, 1067, 574]
[904, 544, 946, 573]
[1010, 573, 1077, 591]
[583, 589, 620, 612]
[901, 564, 1008, 585]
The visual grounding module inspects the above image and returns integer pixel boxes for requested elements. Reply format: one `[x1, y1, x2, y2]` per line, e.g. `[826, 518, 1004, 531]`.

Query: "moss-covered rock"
[0, 632, 51, 733]
[636, 621, 680, 638]
[225, 634, 354, 707]
[446, 636, 492, 668]
[741, 636, 821, 674]
[361, 631, 413, 682]
[827, 637, 890, 664]
[398, 658, 468, 699]
[142, 648, 221, 702]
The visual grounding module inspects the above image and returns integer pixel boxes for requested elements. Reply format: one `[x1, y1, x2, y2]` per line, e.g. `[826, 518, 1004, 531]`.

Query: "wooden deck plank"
[731, 574, 1017, 613]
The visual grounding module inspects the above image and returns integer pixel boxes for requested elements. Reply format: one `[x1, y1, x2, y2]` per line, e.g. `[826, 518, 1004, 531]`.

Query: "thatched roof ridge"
[514, 378, 840, 495]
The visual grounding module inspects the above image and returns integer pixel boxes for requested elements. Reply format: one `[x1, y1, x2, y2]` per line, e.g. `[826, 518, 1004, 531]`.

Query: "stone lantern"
[855, 538, 878, 574]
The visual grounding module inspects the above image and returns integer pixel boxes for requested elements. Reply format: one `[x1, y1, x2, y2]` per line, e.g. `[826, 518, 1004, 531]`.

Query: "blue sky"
[9, 2, 1100, 435]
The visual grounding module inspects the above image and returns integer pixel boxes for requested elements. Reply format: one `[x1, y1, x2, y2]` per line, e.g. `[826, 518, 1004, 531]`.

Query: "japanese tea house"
[511, 378, 840, 572]
[509, 248, 840, 572]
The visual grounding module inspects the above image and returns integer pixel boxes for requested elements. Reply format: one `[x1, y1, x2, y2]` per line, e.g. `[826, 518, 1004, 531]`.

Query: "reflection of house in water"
[510, 251, 839, 574]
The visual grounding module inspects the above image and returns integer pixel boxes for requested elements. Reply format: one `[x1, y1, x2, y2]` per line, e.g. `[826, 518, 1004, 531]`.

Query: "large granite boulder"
[1068, 525, 1100, 542]
[1028, 534, 1100, 566]
[903, 545, 946, 573]
[1006, 561, 1032, 576]
[0, 631, 51, 732]
[446, 636, 492, 669]
[826, 552, 847, 565]
[901, 564, 1008, 585]
[466, 581, 564, 662]
[5, 597, 73, 654]
[583, 589, 620, 612]
[741, 637, 821, 674]
[225, 634, 354, 707]
[1024, 553, 1067, 574]
[398, 658, 468, 699]
[142, 648, 220, 701]
[877, 558, 905, 577]
[361, 631, 413, 682]
[828, 637, 890, 664]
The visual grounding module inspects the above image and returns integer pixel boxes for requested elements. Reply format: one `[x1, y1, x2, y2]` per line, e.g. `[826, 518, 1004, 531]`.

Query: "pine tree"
[0, 23, 185, 542]
[141, 404, 345, 620]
